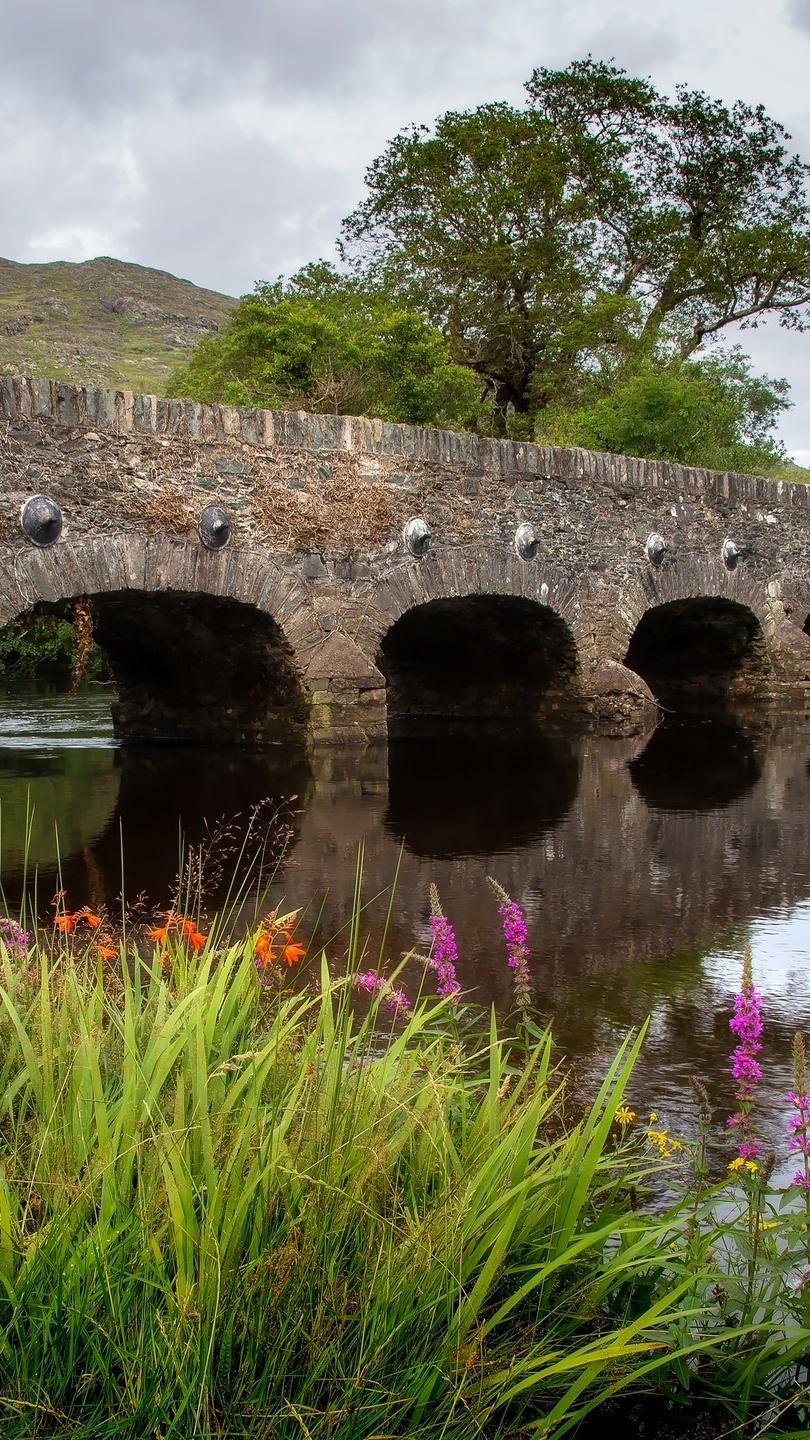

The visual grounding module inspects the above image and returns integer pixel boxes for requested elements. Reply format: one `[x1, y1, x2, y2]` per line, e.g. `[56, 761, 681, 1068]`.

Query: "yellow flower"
[649, 1112, 658, 1123]
[728, 1157, 745, 1171]
[761, 1220, 777, 1229]
[745, 1160, 758, 1173]
[614, 1105, 635, 1126]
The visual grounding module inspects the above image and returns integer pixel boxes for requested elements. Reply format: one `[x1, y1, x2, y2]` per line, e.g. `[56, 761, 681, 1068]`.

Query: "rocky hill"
[0, 255, 236, 395]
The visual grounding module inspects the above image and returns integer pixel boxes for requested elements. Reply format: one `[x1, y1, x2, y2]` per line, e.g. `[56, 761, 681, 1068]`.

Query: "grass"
[0, 892, 808, 1438]
[0, 912, 718, 1440]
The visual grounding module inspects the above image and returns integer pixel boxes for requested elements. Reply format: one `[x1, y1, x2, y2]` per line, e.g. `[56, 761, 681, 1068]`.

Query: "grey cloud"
[787, 0, 810, 31]
[572, 16, 683, 75]
[0, 0, 490, 118]
[0, 92, 353, 294]
[127, 128, 352, 295]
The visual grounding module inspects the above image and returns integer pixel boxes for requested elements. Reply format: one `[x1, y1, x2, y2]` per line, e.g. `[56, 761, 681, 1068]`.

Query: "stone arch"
[606, 554, 773, 652]
[625, 596, 771, 711]
[361, 544, 584, 655]
[370, 547, 583, 728]
[0, 534, 323, 744]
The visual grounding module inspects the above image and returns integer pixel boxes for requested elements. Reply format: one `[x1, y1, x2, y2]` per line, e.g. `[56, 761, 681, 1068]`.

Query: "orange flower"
[180, 917, 198, 938]
[148, 923, 170, 944]
[281, 941, 306, 968]
[81, 909, 103, 929]
[54, 912, 77, 933]
[97, 940, 117, 960]
[254, 932, 275, 964]
[187, 930, 207, 952]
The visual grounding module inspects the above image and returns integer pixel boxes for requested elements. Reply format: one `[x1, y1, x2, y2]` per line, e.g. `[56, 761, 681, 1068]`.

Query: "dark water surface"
[2, 678, 810, 1176]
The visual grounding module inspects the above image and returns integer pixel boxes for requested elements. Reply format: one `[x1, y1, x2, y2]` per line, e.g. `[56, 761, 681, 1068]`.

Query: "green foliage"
[342, 58, 810, 432]
[0, 614, 104, 678]
[0, 901, 809, 1434]
[0, 925, 714, 1440]
[167, 262, 486, 431]
[539, 348, 793, 473]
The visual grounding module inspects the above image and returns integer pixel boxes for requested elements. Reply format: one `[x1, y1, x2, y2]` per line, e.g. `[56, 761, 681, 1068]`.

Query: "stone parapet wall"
[1, 374, 808, 512]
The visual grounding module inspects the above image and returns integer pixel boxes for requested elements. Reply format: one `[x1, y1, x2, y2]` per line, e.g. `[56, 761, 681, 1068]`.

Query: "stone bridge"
[2, 374, 810, 746]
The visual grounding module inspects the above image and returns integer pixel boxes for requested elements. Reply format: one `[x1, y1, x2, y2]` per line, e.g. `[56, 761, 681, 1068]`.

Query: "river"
[1, 677, 809, 1177]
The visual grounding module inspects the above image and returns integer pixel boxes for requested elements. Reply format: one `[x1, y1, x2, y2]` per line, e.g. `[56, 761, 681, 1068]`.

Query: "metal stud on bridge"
[403, 517, 432, 558]
[515, 523, 540, 560]
[199, 505, 231, 550]
[646, 532, 667, 566]
[21, 495, 63, 547]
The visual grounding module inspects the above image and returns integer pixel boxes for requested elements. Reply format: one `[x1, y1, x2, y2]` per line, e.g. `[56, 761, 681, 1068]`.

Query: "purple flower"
[0, 916, 31, 966]
[787, 1036, 810, 1196]
[727, 949, 763, 1164]
[354, 969, 411, 1018]
[386, 986, 411, 1018]
[487, 878, 531, 1012]
[427, 885, 460, 1001]
[737, 1140, 762, 1161]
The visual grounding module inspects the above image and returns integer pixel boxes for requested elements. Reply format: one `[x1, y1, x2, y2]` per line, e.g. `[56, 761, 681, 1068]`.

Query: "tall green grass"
[0, 935, 707, 1439]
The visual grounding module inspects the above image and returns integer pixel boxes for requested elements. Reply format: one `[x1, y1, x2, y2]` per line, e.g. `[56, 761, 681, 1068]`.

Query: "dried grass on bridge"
[253, 454, 395, 552]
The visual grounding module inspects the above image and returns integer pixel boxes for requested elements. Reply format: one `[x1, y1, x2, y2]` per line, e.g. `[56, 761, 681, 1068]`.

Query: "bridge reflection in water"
[2, 684, 810, 1155]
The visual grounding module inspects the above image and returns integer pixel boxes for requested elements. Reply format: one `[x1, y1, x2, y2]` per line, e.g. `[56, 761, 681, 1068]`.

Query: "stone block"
[55, 383, 81, 428]
[221, 404, 241, 439]
[184, 400, 204, 439]
[133, 392, 156, 433]
[116, 391, 135, 432]
[0, 376, 16, 420]
[302, 553, 328, 579]
[239, 408, 263, 447]
[303, 630, 383, 687]
[216, 457, 254, 478]
[322, 414, 342, 449]
[382, 422, 402, 456]
[12, 378, 32, 419]
[87, 387, 117, 429]
[769, 620, 810, 683]
[164, 398, 185, 434]
[30, 378, 54, 418]
[583, 660, 659, 739]
[200, 404, 224, 442]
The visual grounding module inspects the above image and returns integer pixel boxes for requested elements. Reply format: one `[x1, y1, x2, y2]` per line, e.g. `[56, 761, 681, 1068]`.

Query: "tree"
[538, 348, 792, 474]
[342, 59, 810, 431]
[167, 263, 485, 431]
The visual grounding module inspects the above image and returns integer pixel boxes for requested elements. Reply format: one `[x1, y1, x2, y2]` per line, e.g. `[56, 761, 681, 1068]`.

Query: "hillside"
[0, 256, 237, 395]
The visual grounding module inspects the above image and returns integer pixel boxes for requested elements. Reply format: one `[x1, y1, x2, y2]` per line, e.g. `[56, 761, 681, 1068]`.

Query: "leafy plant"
[0, 613, 105, 679]
[167, 261, 487, 431]
[538, 348, 792, 474]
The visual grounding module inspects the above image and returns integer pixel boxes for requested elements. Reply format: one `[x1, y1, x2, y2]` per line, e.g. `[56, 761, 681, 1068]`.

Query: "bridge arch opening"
[379, 595, 579, 728]
[15, 591, 308, 746]
[625, 597, 770, 711]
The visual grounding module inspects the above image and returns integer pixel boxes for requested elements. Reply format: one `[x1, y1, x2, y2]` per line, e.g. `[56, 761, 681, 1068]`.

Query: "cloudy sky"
[5, 0, 810, 455]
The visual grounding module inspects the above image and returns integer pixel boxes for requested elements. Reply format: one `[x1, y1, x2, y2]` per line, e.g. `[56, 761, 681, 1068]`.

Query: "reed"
[0, 926, 704, 1440]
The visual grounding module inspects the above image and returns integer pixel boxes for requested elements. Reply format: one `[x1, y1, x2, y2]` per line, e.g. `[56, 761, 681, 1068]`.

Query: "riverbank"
[0, 905, 807, 1438]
